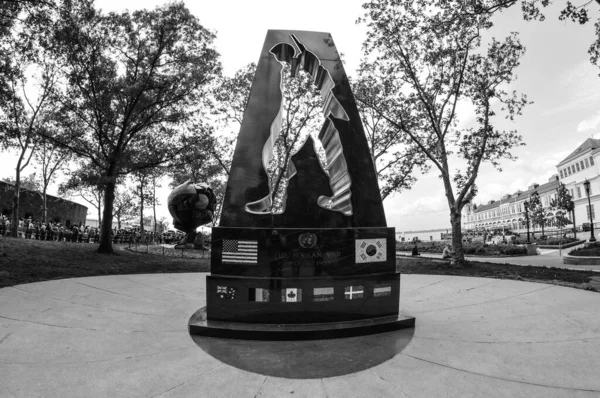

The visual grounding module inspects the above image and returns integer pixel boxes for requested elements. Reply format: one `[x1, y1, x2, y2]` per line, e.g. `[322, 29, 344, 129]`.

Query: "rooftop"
[557, 138, 600, 167]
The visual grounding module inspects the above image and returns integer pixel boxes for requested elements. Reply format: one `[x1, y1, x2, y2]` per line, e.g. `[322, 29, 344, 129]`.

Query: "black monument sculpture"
[188, 30, 415, 339]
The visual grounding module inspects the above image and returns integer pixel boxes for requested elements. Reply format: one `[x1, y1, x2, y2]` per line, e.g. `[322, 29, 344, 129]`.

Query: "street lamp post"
[524, 201, 531, 244]
[583, 179, 596, 243]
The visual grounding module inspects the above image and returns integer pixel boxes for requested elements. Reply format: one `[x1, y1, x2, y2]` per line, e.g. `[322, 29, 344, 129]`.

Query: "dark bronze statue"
[167, 180, 216, 250]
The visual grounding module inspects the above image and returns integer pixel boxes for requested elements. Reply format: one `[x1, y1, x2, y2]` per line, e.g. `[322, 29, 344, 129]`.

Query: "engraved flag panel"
[282, 288, 302, 302]
[249, 287, 270, 302]
[374, 283, 392, 297]
[344, 285, 364, 300]
[313, 287, 334, 302]
[355, 239, 386, 263]
[222, 239, 258, 264]
[217, 286, 236, 300]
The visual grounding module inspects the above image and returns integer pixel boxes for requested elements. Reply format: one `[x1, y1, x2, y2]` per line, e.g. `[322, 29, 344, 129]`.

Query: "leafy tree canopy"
[45, 0, 222, 252]
[358, 0, 530, 265]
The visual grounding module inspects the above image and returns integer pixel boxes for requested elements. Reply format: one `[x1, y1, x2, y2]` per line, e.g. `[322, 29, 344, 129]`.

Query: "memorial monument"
[188, 30, 415, 339]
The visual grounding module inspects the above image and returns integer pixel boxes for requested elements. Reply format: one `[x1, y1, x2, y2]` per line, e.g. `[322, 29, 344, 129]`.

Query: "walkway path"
[1, 273, 599, 397]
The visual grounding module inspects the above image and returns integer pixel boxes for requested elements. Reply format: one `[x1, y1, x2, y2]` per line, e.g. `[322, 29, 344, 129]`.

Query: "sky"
[1, 0, 599, 232]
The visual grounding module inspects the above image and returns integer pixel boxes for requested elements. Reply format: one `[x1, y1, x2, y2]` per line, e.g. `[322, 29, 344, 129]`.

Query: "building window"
[567, 167, 572, 176]
[585, 158, 590, 168]
[591, 157, 595, 166]
[580, 160, 585, 170]
[577, 186, 582, 199]
[587, 204, 595, 221]
[570, 189, 574, 198]
[572, 165, 577, 174]
[576, 162, 581, 172]
[518, 203, 522, 212]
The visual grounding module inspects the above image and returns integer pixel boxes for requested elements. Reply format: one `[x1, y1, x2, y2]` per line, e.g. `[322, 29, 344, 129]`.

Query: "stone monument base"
[188, 307, 415, 340]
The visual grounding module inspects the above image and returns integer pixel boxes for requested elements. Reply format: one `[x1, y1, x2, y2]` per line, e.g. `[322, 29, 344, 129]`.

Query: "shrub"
[396, 241, 527, 256]
[569, 243, 600, 257]
[543, 237, 578, 246]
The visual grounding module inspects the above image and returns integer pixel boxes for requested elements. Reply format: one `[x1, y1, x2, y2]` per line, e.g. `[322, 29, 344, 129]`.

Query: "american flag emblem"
[313, 287, 334, 302]
[222, 239, 258, 264]
[355, 239, 386, 263]
[373, 283, 392, 297]
[217, 285, 236, 300]
[249, 287, 270, 302]
[281, 288, 302, 302]
[344, 285, 364, 300]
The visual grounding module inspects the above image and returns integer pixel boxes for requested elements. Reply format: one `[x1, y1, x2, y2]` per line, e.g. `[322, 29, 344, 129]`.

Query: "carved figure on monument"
[244, 35, 353, 217]
[167, 180, 216, 250]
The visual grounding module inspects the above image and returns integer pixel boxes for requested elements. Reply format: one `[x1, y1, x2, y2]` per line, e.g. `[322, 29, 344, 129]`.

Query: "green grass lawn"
[0, 237, 209, 288]
[397, 256, 600, 292]
[1, 236, 598, 292]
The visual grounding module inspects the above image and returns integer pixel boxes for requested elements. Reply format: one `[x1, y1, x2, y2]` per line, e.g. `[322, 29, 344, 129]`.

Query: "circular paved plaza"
[1, 273, 599, 397]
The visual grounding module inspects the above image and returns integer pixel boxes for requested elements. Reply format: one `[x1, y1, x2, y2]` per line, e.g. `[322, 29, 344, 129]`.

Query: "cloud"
[577, 111, 600, 133]
[385, 194, 447, 218]
[541, 61, 600, 116]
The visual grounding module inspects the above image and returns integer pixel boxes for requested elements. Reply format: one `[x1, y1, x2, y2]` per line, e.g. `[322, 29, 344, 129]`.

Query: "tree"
[0, 0, 55, 108]
[112, 188, 135, 230]
[34, 137, 70, 222]
[168, 123, 223, 185]
[352, 66, 429, 201]
[130, 168, 163, 235]
[457, 1, 600, 72]
[213, 62, 255, 128]
[551, 182, 576, 237]
[3, 172, 41, 192]
[528, 191, 547, 237]
[359, 0, 529, 265]
[0, 22, 58, 236]
[155, 216, 169, 235]
[58, 167, 105, 226]
[46, 1, 221, 253]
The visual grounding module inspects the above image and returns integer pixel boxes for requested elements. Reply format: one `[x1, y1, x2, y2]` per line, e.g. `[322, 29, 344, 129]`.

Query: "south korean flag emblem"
[355, 239, 387, 263]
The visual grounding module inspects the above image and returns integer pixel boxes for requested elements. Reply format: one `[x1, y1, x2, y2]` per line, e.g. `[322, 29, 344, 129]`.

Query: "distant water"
[395, 228, 451, 242]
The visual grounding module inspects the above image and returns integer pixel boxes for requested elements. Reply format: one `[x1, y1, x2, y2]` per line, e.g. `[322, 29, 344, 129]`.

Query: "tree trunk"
[139, 184, 145, 234]
[11, 175, 21, 238]
[42, 189, 48, 223]
[541, 221, 545, 237]
[97, 192, 102, 227]
[97, 173, 117, 254]
[450, 208, 465, 266]
[153, 182, 157, 236]
[572, 209, 577, 239]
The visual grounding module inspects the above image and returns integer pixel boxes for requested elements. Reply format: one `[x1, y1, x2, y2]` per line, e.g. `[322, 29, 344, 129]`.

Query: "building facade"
[462, 138, 600, 233]
[0, 181, 87, 226]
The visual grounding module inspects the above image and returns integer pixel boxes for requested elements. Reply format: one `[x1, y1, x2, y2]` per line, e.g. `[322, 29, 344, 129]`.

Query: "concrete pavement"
[1, 273, 600, 397]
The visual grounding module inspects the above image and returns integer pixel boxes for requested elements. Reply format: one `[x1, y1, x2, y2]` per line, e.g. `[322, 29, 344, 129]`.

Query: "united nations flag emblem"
[298, 232, 317, 249]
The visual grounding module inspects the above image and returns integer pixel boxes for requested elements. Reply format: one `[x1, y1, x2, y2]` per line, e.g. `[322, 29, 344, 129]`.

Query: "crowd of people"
[0, 215, 182, 245]
[0, 216, 101, 242]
